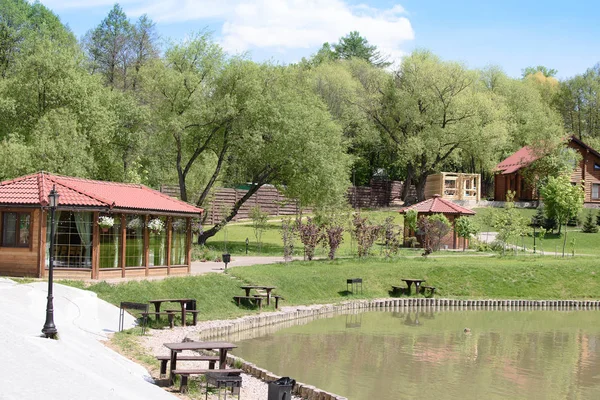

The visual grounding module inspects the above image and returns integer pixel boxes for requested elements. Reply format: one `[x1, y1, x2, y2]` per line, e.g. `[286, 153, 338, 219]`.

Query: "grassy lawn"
[65, 255, 600, 325]
[201, 208, 403, 258]
[521, 228, 600, 256]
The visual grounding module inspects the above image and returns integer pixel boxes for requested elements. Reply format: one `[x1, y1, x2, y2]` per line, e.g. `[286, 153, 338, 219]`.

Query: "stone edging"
[197, 297, 599, 400]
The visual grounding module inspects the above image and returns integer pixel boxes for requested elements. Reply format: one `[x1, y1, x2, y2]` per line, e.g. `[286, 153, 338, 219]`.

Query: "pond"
[229, 308, 600, 400]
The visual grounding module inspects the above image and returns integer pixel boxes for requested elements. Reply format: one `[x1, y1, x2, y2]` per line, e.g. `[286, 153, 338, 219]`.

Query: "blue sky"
[39, 0, 600, 79]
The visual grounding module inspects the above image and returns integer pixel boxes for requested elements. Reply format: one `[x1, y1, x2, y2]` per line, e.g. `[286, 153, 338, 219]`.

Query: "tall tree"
[83, 4, 133, 89]
[333, 31, 390, 68]
[522, 65, 558, 78]
[354, 51, 504, 201]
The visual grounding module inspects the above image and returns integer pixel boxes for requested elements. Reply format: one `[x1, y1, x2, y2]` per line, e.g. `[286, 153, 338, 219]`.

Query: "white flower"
[98, 216, 115, 229]
[148, 218, 165, 233]
[127, 218, 143, 230]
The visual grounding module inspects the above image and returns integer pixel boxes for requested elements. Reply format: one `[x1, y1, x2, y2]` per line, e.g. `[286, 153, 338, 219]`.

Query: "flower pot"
[101, 227, 109, 233]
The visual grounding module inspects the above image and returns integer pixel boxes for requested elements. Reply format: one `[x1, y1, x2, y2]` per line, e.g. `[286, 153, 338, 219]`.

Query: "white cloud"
[41, 0, 414, 64]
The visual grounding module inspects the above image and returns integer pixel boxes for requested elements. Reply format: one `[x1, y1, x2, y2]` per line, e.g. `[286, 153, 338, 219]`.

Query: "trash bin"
[268, 377, 296, 400]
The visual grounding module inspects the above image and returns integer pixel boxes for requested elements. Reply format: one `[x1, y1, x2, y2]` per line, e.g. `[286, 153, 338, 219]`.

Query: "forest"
[1, 1, 599, 240]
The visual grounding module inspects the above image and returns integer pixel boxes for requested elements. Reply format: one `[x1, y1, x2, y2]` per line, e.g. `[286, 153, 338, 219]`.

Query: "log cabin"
[495, 136, 600, 204]
[0, 172, 202, 279]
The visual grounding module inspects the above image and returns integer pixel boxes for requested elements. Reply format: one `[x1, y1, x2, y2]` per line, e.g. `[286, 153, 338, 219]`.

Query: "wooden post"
[121, 214, 126, 278]
[144, 215, 150, 277]
[186, 217, 192, 274]
[166, 217, 172, 275]
[91, 211, 99, 280]
[38, 209, 47, 278]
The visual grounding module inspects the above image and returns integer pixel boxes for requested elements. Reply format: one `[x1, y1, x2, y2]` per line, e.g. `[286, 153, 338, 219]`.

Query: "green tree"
[493, 191, 530, 254]
[455, 216, 479, 251]
[357, 51, 505, 201]
[582, 211, 598, 233]
[418, 213, 451, 254]
[250, 205, 269, 253]
[332, 31, 390, 68]
[522, 66, 558, 78]
[540, 175, 584, 256]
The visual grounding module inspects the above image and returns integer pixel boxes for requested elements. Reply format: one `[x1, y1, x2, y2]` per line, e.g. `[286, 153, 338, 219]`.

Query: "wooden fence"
[162, 179, 413, 224]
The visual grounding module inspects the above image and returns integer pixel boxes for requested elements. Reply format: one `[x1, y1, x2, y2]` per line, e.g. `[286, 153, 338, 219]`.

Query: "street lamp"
[42, 185, 60, 339]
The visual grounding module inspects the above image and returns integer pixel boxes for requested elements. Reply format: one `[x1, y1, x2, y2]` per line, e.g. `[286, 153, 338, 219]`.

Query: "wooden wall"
[425, 173, 481, 201]
[0, 208, 41, 277]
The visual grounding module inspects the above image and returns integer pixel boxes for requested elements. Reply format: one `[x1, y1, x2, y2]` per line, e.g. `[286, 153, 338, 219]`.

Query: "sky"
[38, 0, 600, 79]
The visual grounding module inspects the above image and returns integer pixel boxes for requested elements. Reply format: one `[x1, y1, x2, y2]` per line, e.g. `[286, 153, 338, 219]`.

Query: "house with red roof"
[399, 195, 476, 250]
[0, 172, 202, 280]
[494, 136, 600, 203]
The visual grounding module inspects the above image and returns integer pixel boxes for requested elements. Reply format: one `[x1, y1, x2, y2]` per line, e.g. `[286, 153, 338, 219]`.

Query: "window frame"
[1, 211, 32, 248]
[592, 183, 600, 200]
[594, 163, 600, 171]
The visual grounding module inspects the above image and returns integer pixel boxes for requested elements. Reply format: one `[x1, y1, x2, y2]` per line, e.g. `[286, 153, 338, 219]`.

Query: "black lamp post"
[42, 185, 59, 339]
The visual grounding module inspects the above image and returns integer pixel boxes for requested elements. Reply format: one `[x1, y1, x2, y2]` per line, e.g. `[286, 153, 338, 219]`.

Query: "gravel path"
[140, 316, 303, 400]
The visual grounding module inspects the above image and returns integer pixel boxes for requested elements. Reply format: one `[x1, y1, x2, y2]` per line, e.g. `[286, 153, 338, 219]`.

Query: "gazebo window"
[99, 215, 121, 268]
[125, 216, 144, 267]
[170, 218, 187, 265]
[2, 212, 30, 247]
[46, 212, 92, 268]
[149, 216, 167, 267]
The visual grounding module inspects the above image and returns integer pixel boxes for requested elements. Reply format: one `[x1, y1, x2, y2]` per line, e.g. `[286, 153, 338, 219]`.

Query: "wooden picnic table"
[401, 278, 426, 295]
[240, 286, 276, 305]
[163, 341, 237, 385]
[148, 298, 195, 326]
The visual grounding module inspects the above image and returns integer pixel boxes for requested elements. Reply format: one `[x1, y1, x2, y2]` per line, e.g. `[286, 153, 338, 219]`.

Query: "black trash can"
[268, 377, 296, 400]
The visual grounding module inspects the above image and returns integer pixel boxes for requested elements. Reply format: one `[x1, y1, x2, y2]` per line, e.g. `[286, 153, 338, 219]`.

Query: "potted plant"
[98, 216, 115, 232]
[148, 218, 165, 234]
[127, 217, 143, 231]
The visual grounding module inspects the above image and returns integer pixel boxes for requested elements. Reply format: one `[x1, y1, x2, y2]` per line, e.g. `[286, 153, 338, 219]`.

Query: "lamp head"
[48, 185, 60, 208]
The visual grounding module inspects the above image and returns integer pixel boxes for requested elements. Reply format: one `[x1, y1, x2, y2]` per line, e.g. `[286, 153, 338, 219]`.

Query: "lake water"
[229, 309, 600, 400]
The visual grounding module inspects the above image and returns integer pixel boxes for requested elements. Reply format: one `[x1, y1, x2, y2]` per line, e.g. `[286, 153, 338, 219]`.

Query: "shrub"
[405, 236, 419, 248]
[418, 214, 451, 253]
[582, 211, 598, 233]
[381, 216, 401, 257]
[352, 214, 381, 258]
[455, 216, 479, 251]
[281, 217, 296, 262]
[324, 224, 345, 260]
[250, 205, 269, 253]
[296, 217, 323, 261]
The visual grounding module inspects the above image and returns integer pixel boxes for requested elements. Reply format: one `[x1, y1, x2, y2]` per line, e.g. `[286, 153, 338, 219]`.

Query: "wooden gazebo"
[0, 172, 202, 280]
[399, 194, 476, 250]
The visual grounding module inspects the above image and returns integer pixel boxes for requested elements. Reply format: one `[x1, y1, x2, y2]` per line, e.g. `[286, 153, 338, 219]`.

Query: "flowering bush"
[191, 219, 203, 235]
[127, 217, 143, 230]
[148, 218, 165, 233]
[98, 216, 115, 229]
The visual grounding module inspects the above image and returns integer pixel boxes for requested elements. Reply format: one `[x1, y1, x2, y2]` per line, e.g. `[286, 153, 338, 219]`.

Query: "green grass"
[67, 256, 600, 325]
[201, 209, 403, 258]
[521, 228, 600, 256]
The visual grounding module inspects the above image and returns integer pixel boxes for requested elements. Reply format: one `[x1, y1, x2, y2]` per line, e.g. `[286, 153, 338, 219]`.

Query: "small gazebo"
[399, 194, 476, 250]
[0, 172, 203, 280]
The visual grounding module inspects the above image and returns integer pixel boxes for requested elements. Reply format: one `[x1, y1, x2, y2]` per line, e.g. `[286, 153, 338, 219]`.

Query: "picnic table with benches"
[392, 278, 435, 297]
[163, 341, 239, 391]
[235, 285, 283, 309]
[148, 298, 200, 326]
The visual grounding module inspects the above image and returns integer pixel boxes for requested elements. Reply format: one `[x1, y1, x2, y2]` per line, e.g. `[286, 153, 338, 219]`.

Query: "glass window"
[99, 215, 121, 269]
[595, 163, 600, 171]
[170, 218, 187, 265]
[46, 212, 93, 268]
[593, 184, 600, 200]
[125, 216, 144, 267]
[2, 212, 30, 247]
[149, 216, 167, 267]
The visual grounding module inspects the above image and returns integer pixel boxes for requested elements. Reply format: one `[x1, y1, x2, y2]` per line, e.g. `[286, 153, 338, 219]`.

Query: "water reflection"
[228, 309, 600, 400]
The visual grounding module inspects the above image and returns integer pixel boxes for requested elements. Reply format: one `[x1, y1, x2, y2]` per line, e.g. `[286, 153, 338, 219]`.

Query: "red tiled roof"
[399, 195, 476, 215]
[0, 172, 203, 215]
[495, 146, 540, 175]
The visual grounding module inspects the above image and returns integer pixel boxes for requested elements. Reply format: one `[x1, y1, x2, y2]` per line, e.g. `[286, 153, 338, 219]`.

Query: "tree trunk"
[414, 177, 427, 202]
[197, 183, 265, 245]
[401, 168, 413, 201]
[562, 227, 567, 258]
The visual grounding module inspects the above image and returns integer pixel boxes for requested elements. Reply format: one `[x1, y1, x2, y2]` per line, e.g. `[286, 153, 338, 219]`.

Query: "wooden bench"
[141, 311, 176, 330]
[419, 285, 436, 297]
[233, 296, 262, 309]
[173, 368, 243, 393]
[391, 285, 407, 295]
[165, 309, 201, 326]
[156, 355, 219, 378]
[252, 294, 284, 309]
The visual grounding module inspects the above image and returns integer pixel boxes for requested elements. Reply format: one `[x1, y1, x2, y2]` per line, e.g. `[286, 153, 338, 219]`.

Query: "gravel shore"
[140, 310, 304, 400]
